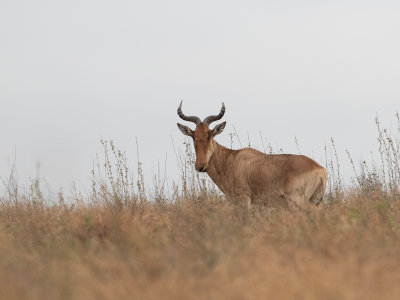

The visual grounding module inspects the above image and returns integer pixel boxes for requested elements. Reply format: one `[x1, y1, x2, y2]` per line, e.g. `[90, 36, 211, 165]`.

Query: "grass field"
[1, 194, 400, 300]
[1, 117, 400, 300]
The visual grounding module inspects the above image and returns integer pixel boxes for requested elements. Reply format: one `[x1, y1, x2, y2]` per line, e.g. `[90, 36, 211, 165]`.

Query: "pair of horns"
[177, 101, 225, 127]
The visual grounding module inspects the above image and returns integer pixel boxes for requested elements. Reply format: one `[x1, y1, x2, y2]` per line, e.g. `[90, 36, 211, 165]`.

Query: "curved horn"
[177, 101, 201, 125]
[203, 102, 226, 127]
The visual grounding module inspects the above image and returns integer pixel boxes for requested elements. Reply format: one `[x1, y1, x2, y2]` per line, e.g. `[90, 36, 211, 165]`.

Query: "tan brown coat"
[177, 102, 327, 206]
[205, 140, 327, 206]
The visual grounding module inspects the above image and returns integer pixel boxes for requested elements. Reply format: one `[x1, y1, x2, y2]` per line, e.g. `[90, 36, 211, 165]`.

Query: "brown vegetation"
[1, 116, 400, 300]
[2, 195, 400, 300]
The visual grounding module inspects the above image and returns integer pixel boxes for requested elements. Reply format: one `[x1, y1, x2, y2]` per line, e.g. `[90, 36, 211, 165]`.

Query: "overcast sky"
[1, 0, 400, 194]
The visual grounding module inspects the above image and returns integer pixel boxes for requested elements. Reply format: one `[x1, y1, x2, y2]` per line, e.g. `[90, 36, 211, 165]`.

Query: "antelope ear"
[177, 123, 194, 137]
[211, 121, 226, 137]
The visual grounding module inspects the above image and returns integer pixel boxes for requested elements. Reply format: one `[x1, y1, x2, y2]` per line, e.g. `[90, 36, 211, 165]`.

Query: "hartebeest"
[177, 102, 327, 207]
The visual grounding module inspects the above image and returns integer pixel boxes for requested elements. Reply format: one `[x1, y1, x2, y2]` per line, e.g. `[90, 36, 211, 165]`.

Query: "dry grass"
[2, 116, 400, 300]
[1, 195, 400, 300]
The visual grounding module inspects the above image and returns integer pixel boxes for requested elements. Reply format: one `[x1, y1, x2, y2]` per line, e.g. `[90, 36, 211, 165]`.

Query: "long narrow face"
[178, 122, 226, 172]
[176, 102, 226, 172]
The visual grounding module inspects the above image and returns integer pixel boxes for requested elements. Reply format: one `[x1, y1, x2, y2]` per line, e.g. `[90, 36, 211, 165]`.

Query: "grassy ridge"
[1, 195, 400, 300]
[2, 116, 400, 299]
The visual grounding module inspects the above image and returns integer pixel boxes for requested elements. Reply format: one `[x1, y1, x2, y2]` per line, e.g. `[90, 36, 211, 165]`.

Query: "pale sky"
[1, 0, 400, 194]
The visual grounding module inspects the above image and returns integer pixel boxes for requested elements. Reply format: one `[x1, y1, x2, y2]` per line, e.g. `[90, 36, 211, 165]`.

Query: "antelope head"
[177, 101, 226, 172]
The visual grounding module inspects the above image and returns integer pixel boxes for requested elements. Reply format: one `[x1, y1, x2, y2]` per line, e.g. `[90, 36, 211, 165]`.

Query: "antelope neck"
[207, 140, 235, 180]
